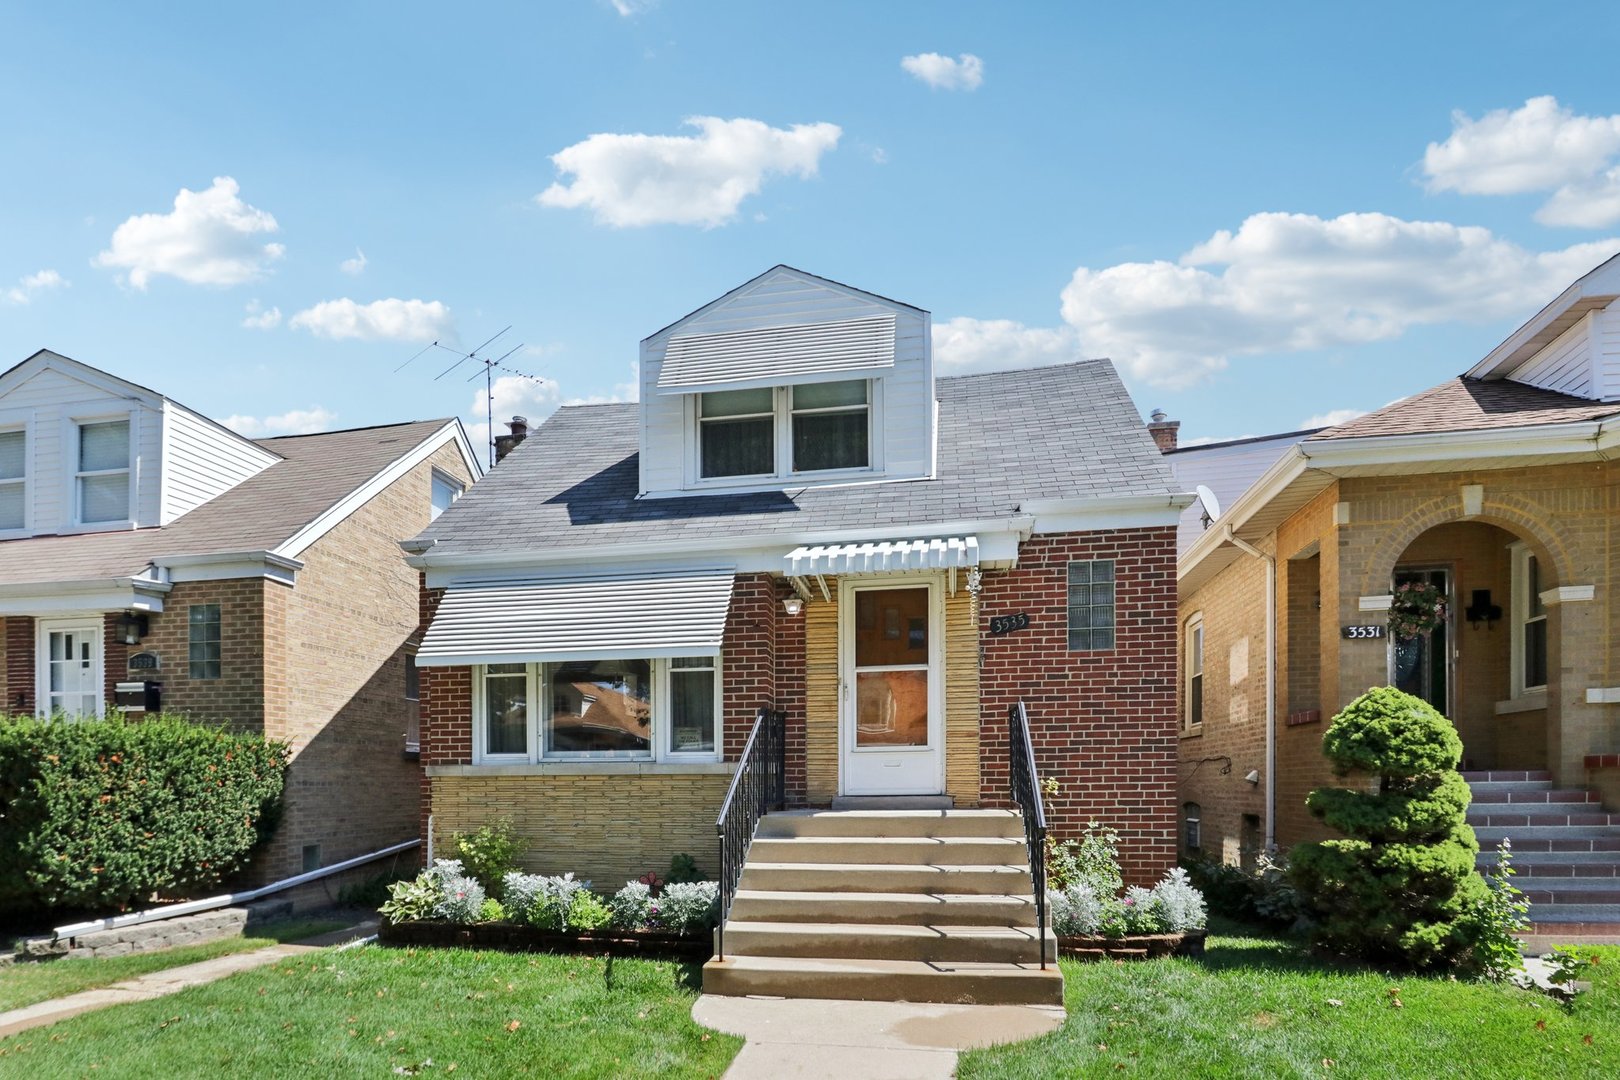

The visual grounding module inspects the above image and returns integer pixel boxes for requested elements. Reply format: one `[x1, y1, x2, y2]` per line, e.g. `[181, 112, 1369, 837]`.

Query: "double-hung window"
[1185, 614, 1204, 731]
[474, 656, 720, 763]
[1511, 543, 1548, 698]
[1067, 559, 1116, 651]
[697, 379, 872, 481]
[76, 419, 130, 524]
[0, 428, 24, 531]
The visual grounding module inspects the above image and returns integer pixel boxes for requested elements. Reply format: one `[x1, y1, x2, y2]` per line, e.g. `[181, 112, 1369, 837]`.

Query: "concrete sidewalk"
[0, 920, 377, 1040]
[693, 995, 1065, 1079]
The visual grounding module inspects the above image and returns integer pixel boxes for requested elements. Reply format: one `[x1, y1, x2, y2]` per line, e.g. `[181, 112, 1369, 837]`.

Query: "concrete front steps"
[1466, 770, 1620, 935]
[702, 809, 1063, 1007]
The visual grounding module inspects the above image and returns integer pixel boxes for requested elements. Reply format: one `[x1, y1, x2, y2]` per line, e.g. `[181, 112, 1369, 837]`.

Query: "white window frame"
[1184, 613, 1204, 733]
[471, 657, 723, 765]
[429, 468, 464, 521]
[687, 379, 882, 489]
[36, 617, 105, 719]
[67, 411, 136, 530]
[1509, 542, 1549, 700]
[0, 414, 29, 537]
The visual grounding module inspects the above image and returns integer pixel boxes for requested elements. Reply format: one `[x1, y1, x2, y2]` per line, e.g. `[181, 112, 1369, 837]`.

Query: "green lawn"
[0, 946, 740, 1078]
[0, 918, 347, 1012]
[960, 920, 1618, 1079]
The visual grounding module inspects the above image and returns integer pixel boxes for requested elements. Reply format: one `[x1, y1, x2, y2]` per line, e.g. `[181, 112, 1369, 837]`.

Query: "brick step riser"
[738, 866, 1033, 895]
[1467, 814, 1620, 827]
[1483, 864, 1620, 878]
[1524, 889, 1620, 904]
[728, 894, 1038, 928]
[1479, 837, 1620, 853]
[1469, 790, 1599, 804]
[746, 838, 1029, 866]
[1473, 827, 1620, 841]
[1461, 771, 1553, 783]
[720, 927, 1057, 964]
[702, 960, 1063, 1007]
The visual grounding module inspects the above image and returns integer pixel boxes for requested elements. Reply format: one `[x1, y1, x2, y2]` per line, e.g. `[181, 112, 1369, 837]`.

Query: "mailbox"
[114, 680, 162, 713]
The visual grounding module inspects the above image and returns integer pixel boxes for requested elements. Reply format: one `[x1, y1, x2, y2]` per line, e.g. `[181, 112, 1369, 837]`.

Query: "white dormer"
[1470, 252, 1620, 401]
[637, 266, 934, 498]
[0, 350, 279, 537]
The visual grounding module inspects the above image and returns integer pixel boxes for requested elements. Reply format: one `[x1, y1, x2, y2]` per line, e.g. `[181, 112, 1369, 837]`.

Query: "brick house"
[1171, 254, 1620, 930]
[407, 266, 1190, 1003]
[0, 349, 481, 885]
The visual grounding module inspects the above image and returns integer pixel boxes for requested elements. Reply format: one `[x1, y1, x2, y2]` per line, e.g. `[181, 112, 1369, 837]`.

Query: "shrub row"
[0, 713, 288, 918]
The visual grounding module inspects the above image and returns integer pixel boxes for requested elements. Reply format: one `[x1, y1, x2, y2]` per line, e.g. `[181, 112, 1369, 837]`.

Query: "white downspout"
[1224, 524, 1278, 854]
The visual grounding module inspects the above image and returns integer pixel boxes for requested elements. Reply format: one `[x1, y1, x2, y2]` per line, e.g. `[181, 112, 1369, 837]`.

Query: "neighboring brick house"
[1170, 254, 1620, 930]
[406, 266, 1191, 1004]
[0, 349, 481, 885]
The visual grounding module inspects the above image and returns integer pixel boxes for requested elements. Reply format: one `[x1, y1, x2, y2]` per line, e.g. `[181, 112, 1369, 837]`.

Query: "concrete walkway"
[0, 921, 377, 1040]
[693, 995, 1065, 1079]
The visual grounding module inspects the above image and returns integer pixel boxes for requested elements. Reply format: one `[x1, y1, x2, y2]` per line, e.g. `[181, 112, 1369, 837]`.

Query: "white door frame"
[36, 616, 105, 718]
[837, 573, 945, 796]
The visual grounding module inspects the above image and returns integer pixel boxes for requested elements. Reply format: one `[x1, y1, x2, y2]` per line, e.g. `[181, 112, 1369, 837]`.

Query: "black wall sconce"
[116, 611, 150, 646]
[1465, 589, 1502, 630]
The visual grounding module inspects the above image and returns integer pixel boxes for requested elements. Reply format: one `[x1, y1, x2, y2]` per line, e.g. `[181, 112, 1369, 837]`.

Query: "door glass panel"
[46, 629, 97, 716]
[856, 669, 929, 746]
[855, 588, 929, 667]
[1391, 569, 1450, 716]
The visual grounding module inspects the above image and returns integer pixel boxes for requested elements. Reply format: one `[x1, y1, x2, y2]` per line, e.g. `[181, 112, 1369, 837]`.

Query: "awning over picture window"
[785, 536, 979, 594]
[416, 567, 735, 667]
[655, 315, 897, 394]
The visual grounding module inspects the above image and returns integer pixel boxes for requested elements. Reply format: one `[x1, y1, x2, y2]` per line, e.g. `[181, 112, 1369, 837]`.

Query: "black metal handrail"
[1008, 700, 1048, 969]
[714, 704, 786, 961]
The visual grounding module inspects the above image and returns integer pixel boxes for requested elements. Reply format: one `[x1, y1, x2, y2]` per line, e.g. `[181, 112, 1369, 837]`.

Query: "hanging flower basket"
[1388, 580, 1446, 639]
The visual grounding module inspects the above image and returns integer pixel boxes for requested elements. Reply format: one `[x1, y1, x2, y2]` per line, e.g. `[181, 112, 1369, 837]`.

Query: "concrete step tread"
[758, 809, 1025, 840]
[1467, 812, 1620, 825]
[745, 861, 1032, 874]
[720, 919, 1056, 963]
[734, 889, 1034, 905]
[1469, 789, 1600, 803]
[709, 954, 1056, 976]
[724, 920, 1051, 939]
[1462, 771, 1553, 782]
[702, 952, 1065, 1004]
[751, 835, 1027, 848]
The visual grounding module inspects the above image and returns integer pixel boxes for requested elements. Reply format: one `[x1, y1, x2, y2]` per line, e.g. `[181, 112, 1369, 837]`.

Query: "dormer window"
[696, 379, 872, 481]
[77, 419, 130, 524]
[0, 428, 24, 530]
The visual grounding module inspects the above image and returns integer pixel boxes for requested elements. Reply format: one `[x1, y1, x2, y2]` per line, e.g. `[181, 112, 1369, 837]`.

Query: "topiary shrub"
[0, 713, 288, 919]
[1288, 687, 1490, 971]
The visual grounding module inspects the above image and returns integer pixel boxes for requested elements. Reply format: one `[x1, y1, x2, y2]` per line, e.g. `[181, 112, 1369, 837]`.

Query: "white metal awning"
[784, 537, 979, 599]
[416, 567, 735, 667]
[655, 315, 896, 394]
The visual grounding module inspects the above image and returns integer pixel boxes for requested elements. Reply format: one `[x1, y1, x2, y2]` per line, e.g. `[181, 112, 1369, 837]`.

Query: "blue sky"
[4, 2, 1620, 455]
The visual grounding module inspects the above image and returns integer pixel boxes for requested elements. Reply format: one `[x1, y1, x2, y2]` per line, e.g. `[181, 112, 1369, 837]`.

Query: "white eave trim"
[1467, 255, 1620, 379]
[1021, 492, 1194, 532]
[157, 550, 304, 586]
[0, 576, 171, 616]
[275, 420, 482, 560]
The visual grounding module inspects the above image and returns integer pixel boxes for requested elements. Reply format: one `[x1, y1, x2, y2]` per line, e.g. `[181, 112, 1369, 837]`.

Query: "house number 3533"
[989, 613, 1030, 636]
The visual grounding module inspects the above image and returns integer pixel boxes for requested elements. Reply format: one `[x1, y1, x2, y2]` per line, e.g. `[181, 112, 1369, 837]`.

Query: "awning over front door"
[416, 567, 736, 667]
[784, 536, 979, 599]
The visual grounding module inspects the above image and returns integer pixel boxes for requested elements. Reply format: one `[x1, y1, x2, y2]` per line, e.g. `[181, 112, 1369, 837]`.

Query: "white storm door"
[840, 579, 944, 796]
[39, 619, 103, 718]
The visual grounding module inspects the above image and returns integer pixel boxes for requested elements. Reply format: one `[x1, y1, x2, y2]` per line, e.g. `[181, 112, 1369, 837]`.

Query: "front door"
[840, 579, 943, 796]
[1390, 567, 1452, 718]
[38, 619, 103, 718]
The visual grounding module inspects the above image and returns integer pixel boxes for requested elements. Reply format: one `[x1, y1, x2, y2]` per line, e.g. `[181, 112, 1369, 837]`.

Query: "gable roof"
[642, 264, 928, 343]
[0, 419, 464, 587]
[410, 360, 1178, 559]
[1310, 377, 1620, 441]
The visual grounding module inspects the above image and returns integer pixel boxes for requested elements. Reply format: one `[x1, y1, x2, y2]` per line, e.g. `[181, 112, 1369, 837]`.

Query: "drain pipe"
[1224, 524, 1277, 854]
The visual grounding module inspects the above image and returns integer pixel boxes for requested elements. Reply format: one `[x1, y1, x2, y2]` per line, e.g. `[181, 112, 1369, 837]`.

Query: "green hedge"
[0, 713, 289, 918]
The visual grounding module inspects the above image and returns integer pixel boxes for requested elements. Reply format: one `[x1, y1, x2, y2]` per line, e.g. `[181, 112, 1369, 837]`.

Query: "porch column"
[1546, 586, 1602, 786]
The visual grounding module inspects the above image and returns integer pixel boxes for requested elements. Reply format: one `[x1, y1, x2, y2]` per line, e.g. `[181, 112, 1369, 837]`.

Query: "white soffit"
[656, 315, 896, 394]
[786, 536, 979, 577]
[417, 567, 735, 667]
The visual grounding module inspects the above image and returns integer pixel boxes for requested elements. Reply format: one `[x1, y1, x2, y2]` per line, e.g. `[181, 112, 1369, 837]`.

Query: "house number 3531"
[989, 613, 1030, 635]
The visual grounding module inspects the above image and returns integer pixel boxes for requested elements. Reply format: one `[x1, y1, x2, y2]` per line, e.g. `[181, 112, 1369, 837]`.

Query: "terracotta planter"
[1056, 929, 1206, 961]
[377, 919, 709, 960]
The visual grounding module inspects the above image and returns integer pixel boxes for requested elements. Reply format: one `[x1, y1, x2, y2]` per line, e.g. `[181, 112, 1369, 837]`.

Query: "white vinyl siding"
[1509, 312, 1595, 398]
[658, 315, 895, 392]
[159, 402, 278, 523]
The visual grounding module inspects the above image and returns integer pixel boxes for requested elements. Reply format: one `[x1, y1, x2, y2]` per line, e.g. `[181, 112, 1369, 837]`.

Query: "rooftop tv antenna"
[397, 326, 550, 469]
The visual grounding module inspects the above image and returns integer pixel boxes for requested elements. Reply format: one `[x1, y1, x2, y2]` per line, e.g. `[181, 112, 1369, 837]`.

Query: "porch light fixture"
[1465, 589, 1502, 630]
[782, 597, 805, 617]
[116, 611, 149, 646]
[1244, 769, 1261, 786]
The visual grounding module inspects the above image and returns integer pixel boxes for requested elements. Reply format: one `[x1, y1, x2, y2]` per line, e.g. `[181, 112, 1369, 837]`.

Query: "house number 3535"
[989, 613, 1030, 635]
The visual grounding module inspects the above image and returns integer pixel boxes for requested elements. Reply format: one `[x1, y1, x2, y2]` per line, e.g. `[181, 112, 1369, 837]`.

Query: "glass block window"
[188, 604, 221, 680]
[1067, 559, 1116, 651]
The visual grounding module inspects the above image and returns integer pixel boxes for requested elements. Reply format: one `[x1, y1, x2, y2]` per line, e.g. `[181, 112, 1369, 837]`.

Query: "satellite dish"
[1195, 484, 1222, 528]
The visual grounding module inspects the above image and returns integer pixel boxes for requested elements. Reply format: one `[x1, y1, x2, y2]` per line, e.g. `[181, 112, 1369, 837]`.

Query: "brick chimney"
[1147, 409, 1179, 453]
[493, 415, 529, 463]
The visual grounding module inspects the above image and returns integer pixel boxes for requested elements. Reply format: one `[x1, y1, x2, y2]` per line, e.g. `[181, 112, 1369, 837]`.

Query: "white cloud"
[94, 177, 284, 288]
[932, 317, 1079, 374]
[1299, 408, 1367, 429]
[466, 373, 562, 451]
[223, 406, 338, 437]
[607, 0, 656, 14]
[1058, 210, 1619, 389]
[241, 299, 282, 330]
[871, 147, 889, 165]
[289, 297, 454, 342]
[901, 52, 984, 91]
[3, 268, 67, 305]
[1423, 97, 1620, 227]
[537, 116, 842, 227]
[340, 248, 367, 276]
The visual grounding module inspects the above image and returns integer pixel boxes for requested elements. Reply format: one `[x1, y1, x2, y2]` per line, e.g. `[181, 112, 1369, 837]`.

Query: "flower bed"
[1056, 929, 1206, 962]
[377, 918, 709, 960]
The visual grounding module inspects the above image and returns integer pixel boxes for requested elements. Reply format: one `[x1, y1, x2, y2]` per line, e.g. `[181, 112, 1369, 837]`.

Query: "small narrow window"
[0, 429, 24, 530]
[188, 604, 221, 680]
[698, 388, 775, 478]
[430, 470, 463, 520]
[668, 657, 716, 754]
[405, 653, 420, 701]
[77, 419, 130, 524]
[302, 844, 322, 873]
[791, 380, 869, 472]
[1522, 554, 1547, 691]
[481, 663, 530, 757]
[1185, 615, 1204, 730]
[1067, 560, 1116, 651]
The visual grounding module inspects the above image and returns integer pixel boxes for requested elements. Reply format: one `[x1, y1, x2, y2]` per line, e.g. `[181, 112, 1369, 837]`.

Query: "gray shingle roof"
[415, 360, 1176, 556]
[1310, 377, 1620, 441]
[0, 419, 454, 586]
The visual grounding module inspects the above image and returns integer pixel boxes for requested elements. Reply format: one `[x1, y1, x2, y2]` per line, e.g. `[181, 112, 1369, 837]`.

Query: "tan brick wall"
[428, 771, 732, 889]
